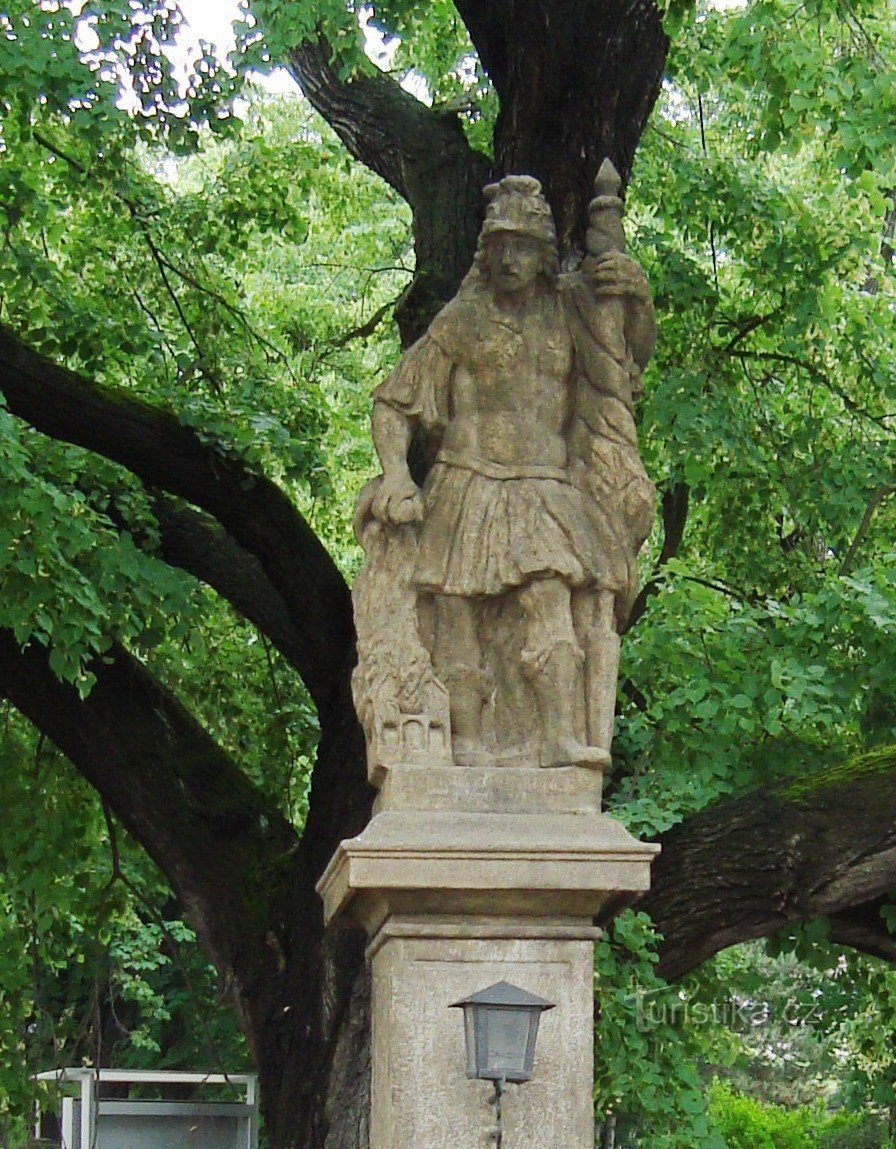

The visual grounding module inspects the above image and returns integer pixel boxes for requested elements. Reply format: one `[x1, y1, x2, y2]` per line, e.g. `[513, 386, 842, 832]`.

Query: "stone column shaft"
[369, 916, 598, 1149]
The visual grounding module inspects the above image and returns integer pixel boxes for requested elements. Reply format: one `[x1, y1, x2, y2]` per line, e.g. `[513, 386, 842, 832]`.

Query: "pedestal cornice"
[317, 803, 659, 934]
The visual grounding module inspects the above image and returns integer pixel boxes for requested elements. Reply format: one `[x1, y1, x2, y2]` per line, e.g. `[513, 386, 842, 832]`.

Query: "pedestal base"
[370, 916, 599, 1149]
[317, 767, 657, 933]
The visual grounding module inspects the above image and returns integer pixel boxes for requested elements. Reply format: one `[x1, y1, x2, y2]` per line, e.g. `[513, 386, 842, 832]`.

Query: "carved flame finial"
[587, 160, 626, 257]
[593, 158, 623, 200]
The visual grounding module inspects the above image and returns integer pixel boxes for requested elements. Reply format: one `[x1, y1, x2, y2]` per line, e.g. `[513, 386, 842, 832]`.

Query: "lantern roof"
[450, 980, 555, 1011]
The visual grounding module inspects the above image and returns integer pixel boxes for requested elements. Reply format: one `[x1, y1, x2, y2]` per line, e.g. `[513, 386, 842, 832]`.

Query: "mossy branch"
[634, 745, 896, 980]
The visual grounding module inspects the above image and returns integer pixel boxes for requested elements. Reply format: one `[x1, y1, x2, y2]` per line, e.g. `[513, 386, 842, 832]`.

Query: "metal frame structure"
[34, 1068, 258, 1149]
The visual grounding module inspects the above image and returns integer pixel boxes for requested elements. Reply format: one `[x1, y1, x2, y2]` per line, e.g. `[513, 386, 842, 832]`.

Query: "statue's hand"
[371, 470, 424, 525]
[588, 251, 651, 304]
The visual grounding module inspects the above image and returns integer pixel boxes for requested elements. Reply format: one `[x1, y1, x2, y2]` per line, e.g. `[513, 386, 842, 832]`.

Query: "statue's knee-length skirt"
[414, 462, 618, 597]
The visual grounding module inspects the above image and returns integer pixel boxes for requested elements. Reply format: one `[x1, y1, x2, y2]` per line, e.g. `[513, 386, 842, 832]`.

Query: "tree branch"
[288, 38, 490, 341]
[0, 325, 353, 715]
[827, 896, 896, 960]
[0, 630, 300, 1025]
[625, 481, 689, 630]
[628, 746, 896, 980]
[862, 187, 895, 296]
[733, 349, 895, 432]
[328, 295, 397, 349]
[151, 497, 308, 673]
[839, 482, 896, 575]
[828, 898, 896, 964]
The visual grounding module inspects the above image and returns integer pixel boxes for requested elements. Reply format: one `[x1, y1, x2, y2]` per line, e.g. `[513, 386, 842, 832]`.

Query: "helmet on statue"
[480, 175, 557, 247]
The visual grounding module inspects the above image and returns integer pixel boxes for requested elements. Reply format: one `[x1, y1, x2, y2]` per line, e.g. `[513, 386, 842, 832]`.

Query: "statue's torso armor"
[441, 295, 574, 472]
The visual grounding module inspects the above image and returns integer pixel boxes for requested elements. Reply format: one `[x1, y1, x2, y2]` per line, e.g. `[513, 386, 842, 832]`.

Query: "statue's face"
[485, 233, 544, 295]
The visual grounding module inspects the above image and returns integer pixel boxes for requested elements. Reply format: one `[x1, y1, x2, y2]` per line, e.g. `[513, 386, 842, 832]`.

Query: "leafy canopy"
[0, 0, 894, 1144]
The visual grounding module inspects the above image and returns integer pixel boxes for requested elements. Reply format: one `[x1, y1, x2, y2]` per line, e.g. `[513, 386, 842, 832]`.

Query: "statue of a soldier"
[352, 168, 655, 776]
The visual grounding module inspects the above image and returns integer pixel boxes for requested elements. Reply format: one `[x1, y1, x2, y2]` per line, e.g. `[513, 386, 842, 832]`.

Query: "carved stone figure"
[353, 164, 655, 778]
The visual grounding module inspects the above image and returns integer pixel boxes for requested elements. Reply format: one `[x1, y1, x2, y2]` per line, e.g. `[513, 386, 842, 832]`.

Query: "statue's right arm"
[368, 322, 458, 524]
[370, 401, 425, 525]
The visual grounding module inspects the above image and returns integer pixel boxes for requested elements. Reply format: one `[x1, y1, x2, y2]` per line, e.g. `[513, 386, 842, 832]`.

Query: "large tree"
[0, 0, 894, 1146]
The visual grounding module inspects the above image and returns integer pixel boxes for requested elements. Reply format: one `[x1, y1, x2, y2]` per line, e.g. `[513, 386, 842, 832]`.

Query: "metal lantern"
[450, 980, 555, 1083]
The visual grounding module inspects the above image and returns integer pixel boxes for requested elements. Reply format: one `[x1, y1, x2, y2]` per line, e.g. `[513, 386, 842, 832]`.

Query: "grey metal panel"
[61, 1098, 249, 1148]
[44, 1069, 258, 1149]
[95, 1113, 245, 1149]
[97, 1102, 252, 1119]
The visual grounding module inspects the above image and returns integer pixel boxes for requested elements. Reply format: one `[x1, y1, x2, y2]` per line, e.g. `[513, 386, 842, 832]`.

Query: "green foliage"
[0, 417, 198, 691]
[820, 1112, 893, 1149]
[614, 42, 896, 1082]
[253, 0, 365, 69]
[695, 938, 852, 1108]
[0, 718, 249, 1131]
[687, 0, 896, 175]
[0, 0, 894, 1140]
[709, 1083, 816, 1148]
[594, 912, 726, 1148]
[596, 925, 896, 1146]
[0, 9, 408, 1123]
[365, 0, 492, 126]
[609, 0, 896, 836]
[698, 929, 896, 1130]
[708, 1081, 893, 1149]
[0, 72, 409, 675]
[0, 1, 251, 155]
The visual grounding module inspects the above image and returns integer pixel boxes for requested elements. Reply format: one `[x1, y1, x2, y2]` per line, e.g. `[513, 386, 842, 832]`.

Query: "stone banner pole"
[319, 166, 658, 1148]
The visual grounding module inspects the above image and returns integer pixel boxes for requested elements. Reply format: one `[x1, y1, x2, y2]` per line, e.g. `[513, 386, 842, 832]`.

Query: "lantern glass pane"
[482, 1007, 531, 1080]
[524, 1013, 541, 1075]
[463, 1007, 477, 1078]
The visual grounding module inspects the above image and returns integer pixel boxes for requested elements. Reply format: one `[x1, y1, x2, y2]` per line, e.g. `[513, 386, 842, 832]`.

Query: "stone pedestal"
[317, 766, 658, 1149]
[368, 919, 597, 1148]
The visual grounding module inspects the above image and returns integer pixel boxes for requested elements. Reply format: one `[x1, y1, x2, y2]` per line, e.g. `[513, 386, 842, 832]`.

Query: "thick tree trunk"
[258, 682, 373, 1149]
[289, 0, 669, 343]
[288, 39, 490, 344]
[456, 0, 668, 256]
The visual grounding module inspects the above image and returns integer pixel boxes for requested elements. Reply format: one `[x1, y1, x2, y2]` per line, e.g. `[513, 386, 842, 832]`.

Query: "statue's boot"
[574, 589, 620, 758]
[442, 665, 493, 766]
[526, 641, 610, 770]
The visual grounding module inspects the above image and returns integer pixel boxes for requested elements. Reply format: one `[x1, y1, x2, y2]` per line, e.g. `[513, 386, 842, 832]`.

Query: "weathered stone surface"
[369, 924, 597, 1149]
[317, 762, 659, 932]
[352, 166, 655, 779]
[315, 762, 659, 1149]
[373, 763, 602, 815]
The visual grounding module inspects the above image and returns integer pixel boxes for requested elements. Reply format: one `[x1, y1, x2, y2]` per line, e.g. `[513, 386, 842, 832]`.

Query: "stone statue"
[352, 164, 655, 781]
